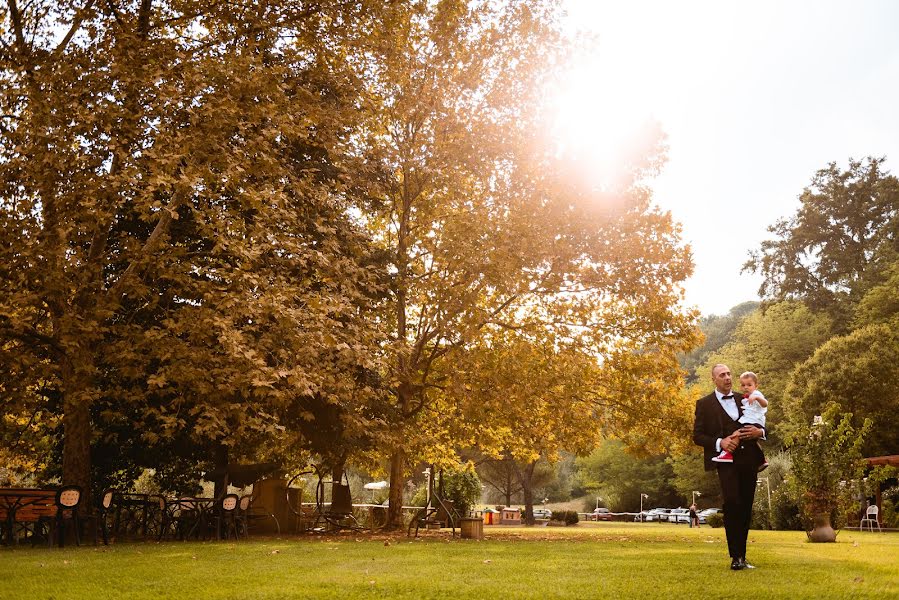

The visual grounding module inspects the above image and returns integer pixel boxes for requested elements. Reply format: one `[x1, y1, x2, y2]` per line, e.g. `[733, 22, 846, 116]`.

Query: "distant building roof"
[865, 455, 899, 467]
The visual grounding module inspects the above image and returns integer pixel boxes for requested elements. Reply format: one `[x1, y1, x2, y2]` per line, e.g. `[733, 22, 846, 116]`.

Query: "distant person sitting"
[712, 371, 768, 472]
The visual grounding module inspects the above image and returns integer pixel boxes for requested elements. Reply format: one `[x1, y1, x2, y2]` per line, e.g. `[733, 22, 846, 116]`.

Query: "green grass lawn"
[1, 523, 897, 599]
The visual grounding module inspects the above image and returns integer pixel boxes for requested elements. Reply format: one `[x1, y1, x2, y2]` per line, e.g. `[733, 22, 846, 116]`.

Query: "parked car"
[644, 508, 671, 522]
[698, 508, 722, 524]
[591, 507, 612, 521]
[669, 508, 691, 524]
[532, 508, 552, 520]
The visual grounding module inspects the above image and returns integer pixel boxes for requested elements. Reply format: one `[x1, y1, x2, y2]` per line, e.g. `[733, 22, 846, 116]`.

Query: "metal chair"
[94, 488, 115, 545]
[35, 485, 82, 547]
[216, 494, 240, 540]
[236, 494, 280, 538]
[171, 498, 200, 540]
[860, 504, 882, 532]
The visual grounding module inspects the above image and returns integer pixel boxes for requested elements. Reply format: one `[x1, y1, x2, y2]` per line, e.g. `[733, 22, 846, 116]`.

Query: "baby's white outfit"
[739, 390, 767, 427]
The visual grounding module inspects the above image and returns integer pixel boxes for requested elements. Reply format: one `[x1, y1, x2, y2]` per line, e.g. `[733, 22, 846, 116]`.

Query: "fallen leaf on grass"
[853, 577, 864, 583]
[369, 581, 376, 585]
[483, 559, 492, 564]
[383, 541, 390, 546]
[270, 550, 280, 555]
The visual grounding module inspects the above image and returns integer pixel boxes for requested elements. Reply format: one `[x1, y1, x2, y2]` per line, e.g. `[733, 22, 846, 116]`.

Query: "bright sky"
[555, 0, 899, 316]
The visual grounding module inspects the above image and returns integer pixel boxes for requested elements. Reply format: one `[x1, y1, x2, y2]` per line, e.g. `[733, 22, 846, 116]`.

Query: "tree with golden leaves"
[0, 1, 389, 495]
[351, 1, 697, 529]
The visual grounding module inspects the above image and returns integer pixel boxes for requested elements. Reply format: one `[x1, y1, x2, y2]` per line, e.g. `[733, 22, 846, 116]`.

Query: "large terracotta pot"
[808, 513, 836, 543]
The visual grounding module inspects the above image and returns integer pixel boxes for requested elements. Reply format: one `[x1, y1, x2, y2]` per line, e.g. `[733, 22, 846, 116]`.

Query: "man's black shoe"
[731, 558, 744, 570]
[739, 558, 756, 569]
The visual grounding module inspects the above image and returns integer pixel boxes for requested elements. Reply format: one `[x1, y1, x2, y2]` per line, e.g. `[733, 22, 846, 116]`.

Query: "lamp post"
[640, 493, 648, 522]
[692, 491, 701, 505]
[423, 467, 431, 505]
[757, 477, 772, 516]
[596, 496, 601, 510]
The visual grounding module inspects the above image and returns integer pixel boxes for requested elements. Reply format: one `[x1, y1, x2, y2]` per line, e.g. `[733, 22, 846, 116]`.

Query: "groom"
[693, 363, 766, 570]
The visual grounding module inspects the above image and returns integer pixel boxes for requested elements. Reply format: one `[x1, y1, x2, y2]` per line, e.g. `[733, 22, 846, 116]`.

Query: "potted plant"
[787, 404, 871, 542]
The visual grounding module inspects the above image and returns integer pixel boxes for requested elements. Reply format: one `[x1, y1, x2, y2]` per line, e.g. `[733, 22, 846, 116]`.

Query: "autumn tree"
[352, 0, 698, 528]
[477, 457, 524, 507]
[445, 331, 607, 524]
[0, 1, 389, 495]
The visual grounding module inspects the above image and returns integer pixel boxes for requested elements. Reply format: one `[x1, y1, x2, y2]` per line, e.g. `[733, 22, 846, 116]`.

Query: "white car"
[644, 508, 671, 522]
[698, 508, 722, 524]
[532, 508, 552, 520]
[669, 508, 691, 524]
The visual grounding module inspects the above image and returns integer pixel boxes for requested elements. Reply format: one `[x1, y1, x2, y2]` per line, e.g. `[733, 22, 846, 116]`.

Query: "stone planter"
[808, 513, 836, 543]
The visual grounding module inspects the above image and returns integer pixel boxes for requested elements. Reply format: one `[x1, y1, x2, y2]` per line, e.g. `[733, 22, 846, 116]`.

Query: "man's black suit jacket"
[693, 391, 765, 471]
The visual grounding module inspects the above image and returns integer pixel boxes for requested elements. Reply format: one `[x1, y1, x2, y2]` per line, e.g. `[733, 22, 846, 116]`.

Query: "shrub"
[751, 451, 794, 530]
[788, 404, 871, 531]
[769, 486, 802, 531]
[550, 510, 580, 525]
[443, 467, 482, 518]
[883, 497, 899, 529]
[706, 512, 724, 528]
[409, 466, 482, 517]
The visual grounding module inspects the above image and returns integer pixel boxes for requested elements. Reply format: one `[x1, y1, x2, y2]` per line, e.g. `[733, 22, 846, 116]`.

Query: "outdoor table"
[112, 492, 168, 540]
[167, 497, 218, 540]
[0, 488, 57, 546]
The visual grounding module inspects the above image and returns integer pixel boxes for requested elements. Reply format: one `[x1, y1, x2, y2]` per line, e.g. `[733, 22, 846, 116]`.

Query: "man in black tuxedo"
[693, 364, 766, 570]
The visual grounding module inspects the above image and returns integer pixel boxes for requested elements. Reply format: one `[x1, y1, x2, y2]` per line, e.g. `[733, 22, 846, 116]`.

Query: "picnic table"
[0, 488, 59, 546]
[168, 497, 223, 540]
[111, 492, 169, 541]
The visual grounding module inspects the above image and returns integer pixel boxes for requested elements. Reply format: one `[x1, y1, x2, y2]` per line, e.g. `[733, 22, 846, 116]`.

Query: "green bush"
[409, 466, 482, 517]
[706, 512, 724, 528]
[443, 467, 482, 518]
[769, 486, 803, 531]
[787, 404, 870, 531]
[551, 510, 579, 525]
[751, 450, 795, 530]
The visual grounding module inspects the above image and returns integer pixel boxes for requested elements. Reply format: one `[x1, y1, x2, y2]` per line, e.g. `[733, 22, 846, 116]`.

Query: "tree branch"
[52, 0, 97, 58]
[0, 315, 61, 352]
[6, 0, 28, 56]
[105, 201, 178, 303]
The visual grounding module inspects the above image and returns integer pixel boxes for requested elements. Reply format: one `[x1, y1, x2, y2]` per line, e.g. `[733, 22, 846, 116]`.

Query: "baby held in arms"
[712, 371, 769, 472]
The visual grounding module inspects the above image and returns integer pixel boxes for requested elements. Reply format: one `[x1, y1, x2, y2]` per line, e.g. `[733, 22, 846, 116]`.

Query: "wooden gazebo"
[863, 455, 899, 522]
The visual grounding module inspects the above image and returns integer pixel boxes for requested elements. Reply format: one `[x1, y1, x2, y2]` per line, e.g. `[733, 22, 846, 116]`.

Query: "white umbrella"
[363, 481, 389, 503]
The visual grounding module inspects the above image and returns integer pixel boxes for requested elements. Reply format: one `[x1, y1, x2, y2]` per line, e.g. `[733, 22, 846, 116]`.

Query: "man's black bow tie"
[721, 394, 734, 400]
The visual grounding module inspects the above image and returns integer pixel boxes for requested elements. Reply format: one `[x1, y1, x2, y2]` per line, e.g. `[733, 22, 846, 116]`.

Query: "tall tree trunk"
[514, 460, 537, 526]
[60, 351, 94, 509]
[386, 448, 406, 529]
[213, 443, 229, 499]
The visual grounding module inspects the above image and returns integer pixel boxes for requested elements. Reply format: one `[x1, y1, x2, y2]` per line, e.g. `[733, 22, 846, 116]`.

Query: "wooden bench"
[0, 488, 58, 545]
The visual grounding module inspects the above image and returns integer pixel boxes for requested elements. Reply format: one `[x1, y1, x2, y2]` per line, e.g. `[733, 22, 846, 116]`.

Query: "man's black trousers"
[717, 462, 758, 559]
